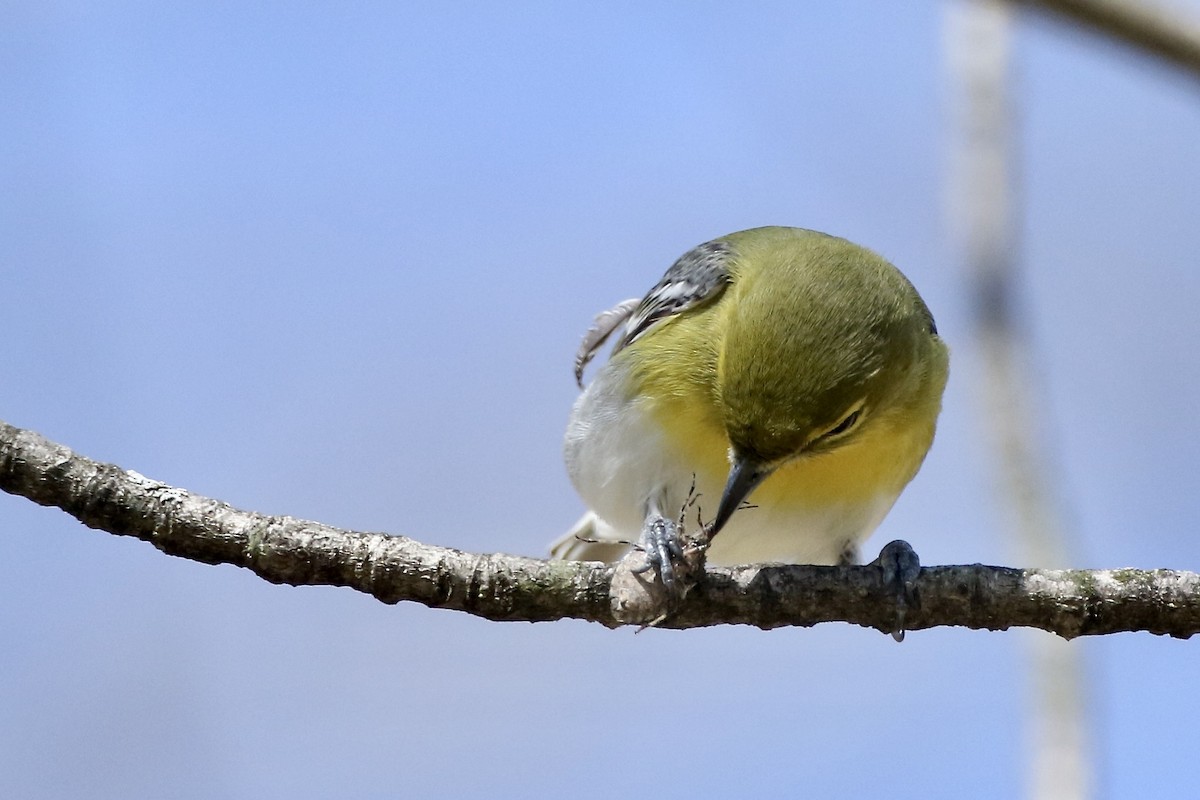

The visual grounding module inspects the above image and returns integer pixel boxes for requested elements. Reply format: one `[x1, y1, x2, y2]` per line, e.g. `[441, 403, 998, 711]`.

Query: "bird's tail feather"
[549, 511, 631, 563]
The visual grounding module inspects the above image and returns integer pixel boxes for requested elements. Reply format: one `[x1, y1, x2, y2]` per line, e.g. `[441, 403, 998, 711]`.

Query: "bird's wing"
[613, 238, 732, 353]
[572, 238, 733, 386]
[574, 298, 640, 388]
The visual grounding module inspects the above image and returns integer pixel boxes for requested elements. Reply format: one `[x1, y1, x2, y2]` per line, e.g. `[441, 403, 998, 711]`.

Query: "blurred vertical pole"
[944, 3, 1093, 799]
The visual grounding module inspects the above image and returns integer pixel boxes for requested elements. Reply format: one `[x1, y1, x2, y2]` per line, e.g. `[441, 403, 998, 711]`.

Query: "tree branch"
[2, 419, 1198, 638]
[1009, 0, 1200, 79]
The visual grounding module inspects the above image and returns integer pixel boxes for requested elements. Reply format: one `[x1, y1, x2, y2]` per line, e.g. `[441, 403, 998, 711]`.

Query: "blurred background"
[3, 2, 1198, 797]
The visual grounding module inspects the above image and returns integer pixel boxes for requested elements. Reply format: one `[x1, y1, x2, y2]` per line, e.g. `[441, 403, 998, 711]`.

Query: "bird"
[551, 226, 948, 586]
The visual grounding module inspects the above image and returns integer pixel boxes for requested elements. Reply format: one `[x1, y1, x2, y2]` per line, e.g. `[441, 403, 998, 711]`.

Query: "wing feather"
[614, 238, 732, 352]
[572, 238, 733, 385]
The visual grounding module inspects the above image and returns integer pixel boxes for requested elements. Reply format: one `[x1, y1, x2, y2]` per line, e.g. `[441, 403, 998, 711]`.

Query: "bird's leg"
[610, 491, 708, 625]
[610, 513, 687, 626]
[631, 515, 685, 588]
[870, 539, 922, 642]
[630, 481, 709, 589]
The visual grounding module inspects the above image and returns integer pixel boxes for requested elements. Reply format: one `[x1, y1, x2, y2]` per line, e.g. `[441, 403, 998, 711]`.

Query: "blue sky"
[3, 2, 1199, 797]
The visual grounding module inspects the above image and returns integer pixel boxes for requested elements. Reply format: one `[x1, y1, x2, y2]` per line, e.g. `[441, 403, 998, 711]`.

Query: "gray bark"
[3, 419, 1198, 638]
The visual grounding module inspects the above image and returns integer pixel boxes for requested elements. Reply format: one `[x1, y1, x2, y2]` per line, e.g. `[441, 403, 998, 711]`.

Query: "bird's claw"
[632, 516, 686, 588]
[873, 539, 922, 642]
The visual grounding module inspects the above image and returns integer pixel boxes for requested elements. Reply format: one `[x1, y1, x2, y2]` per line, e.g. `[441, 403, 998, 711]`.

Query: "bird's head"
[707, 227, 944, 538]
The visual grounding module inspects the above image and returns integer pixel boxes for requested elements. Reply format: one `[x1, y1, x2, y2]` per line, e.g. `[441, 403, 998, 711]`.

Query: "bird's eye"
[823, 408, 862, 440]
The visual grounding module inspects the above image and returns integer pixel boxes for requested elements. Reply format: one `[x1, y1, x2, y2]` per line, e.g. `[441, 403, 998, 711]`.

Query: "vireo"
[553, 226, 948, 584]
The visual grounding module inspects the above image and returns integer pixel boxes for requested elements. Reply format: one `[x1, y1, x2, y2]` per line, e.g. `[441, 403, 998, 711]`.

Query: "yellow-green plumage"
[556, 226, 948, 567]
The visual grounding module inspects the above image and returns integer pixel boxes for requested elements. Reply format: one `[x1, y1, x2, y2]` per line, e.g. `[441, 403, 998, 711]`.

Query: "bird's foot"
[631, 516, 686, 588]
[611, 514, 705, 626]
[871, 539, 922, 642]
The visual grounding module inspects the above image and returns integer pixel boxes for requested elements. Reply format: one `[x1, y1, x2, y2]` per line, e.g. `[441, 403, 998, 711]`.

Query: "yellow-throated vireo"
[553, 226, 948, 585]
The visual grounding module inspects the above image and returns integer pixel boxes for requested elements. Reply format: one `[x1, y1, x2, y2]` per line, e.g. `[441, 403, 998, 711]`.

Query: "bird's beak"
[709, 456, 771, 540]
